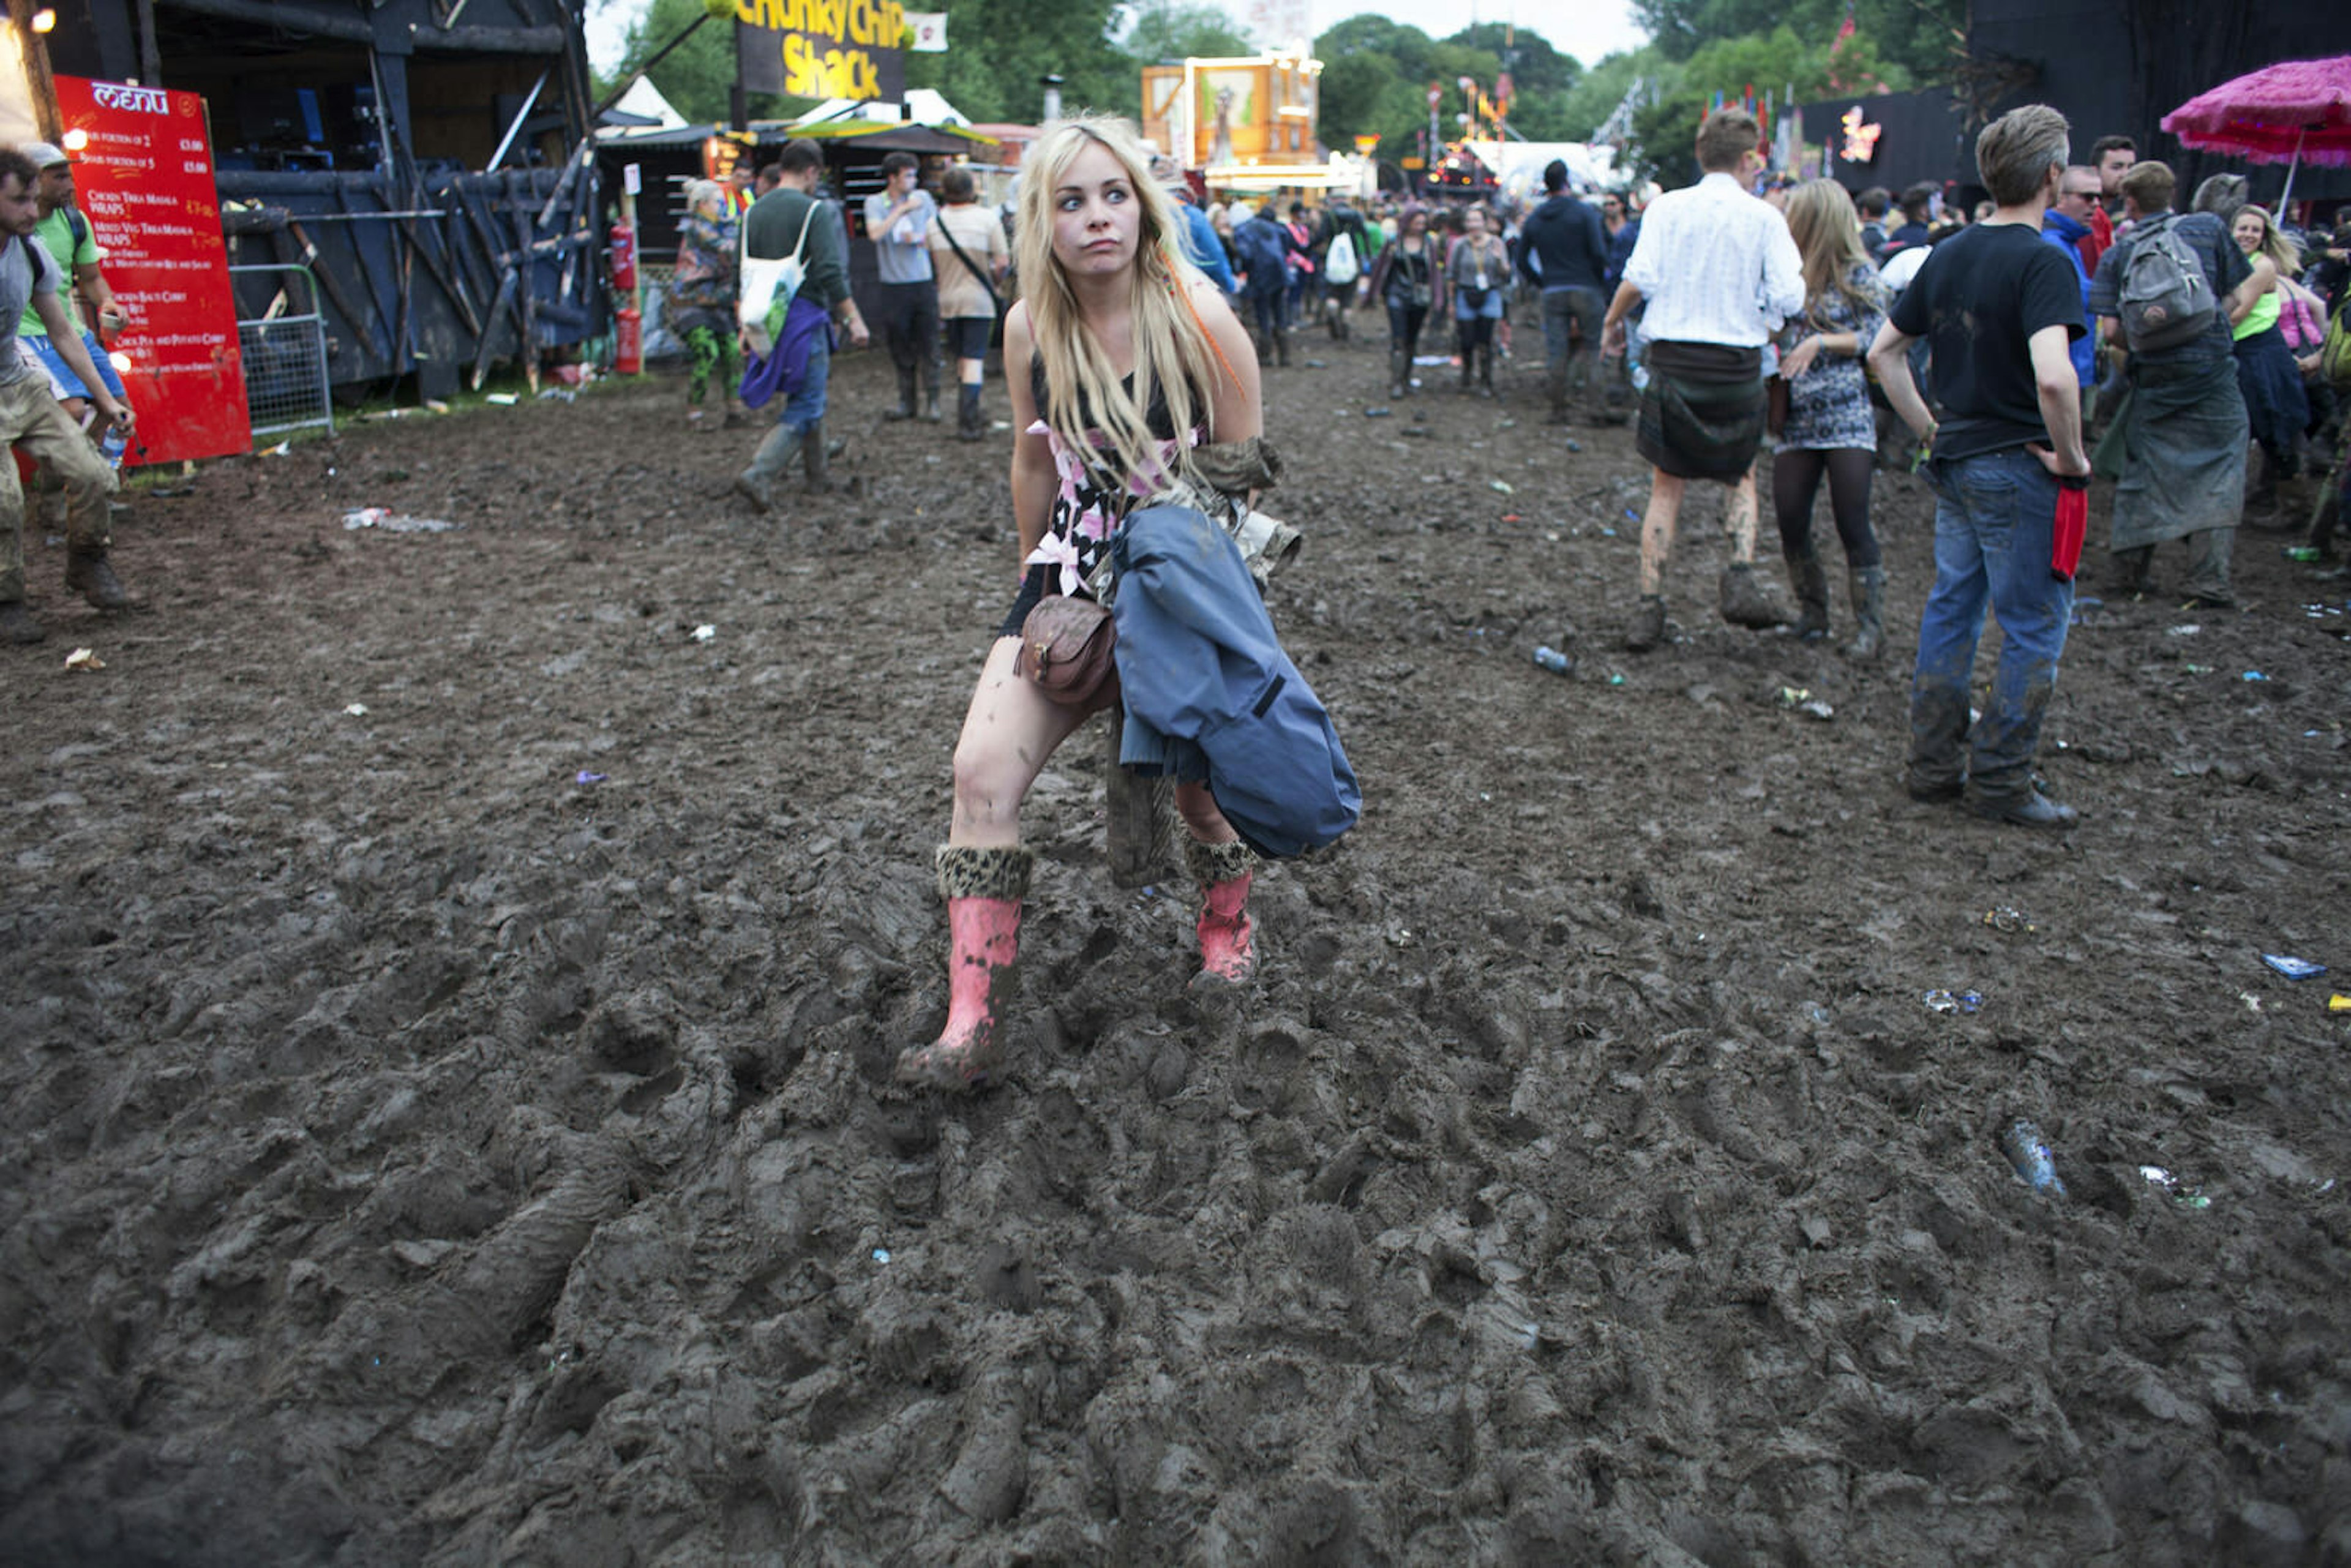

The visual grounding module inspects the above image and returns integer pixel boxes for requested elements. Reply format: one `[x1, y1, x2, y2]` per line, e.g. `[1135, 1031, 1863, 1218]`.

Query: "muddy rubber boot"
[733, 423, 803, 512]
[2110, 545, 2153, 598]
[1187, 837, 1258, 988]
[1458, 351, 1474, 394]
[1905, 684, 1971, 802]
[957, 383, 985, 442]
[1783, 542, 1829, 641]
[1968, 787, 2080, 830]
[1387, 347, 1409, 400]
[1330, 306, 1349, 343]
[1478, 344, 1496, 399]
[801, 419, 833, 493]
[1275, 329, 1291, 368]
[894, 845, 1033, 1091]
[2310, 484, 2341, 557]
[1, 599, 43, 644]
[1545, 360, 1570, 425]
[922, 384, 943, 424]
[64, 549, 127, 611]
[1719, 563, 1785, 629]
[1843, 565, 1886, 661]
[1623, 593, 1667, 652]
[884, 365, 919, 421]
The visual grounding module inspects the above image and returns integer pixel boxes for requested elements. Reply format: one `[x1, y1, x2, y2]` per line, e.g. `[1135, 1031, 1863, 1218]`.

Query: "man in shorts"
[0, 146, 133, 643]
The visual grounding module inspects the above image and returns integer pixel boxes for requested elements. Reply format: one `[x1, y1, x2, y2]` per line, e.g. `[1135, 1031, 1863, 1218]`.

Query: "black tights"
[1457, 315, 1495, 355]
[1773, 447, 1880, 568]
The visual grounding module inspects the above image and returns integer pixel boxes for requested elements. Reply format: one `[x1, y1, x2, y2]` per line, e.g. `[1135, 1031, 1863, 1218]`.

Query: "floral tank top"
[1024, 359, 1202, 597]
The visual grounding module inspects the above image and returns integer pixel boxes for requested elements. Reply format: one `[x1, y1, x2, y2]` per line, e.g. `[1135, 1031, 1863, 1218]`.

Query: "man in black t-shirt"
[1867, 105, 2090, 830]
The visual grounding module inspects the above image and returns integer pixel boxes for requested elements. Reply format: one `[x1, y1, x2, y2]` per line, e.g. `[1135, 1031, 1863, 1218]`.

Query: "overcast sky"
[585, 1, 1650, 78]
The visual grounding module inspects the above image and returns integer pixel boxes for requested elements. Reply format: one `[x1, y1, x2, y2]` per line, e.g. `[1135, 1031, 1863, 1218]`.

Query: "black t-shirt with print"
[1890, 220, 2085, 463]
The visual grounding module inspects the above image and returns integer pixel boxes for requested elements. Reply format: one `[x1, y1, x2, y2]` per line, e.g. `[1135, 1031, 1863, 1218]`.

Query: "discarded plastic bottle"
[1532, 645, 1572, 675]
[1998, 1119, 2066, 1197]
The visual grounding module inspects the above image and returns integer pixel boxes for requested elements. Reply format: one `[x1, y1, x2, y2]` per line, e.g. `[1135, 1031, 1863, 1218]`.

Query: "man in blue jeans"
[734, 141, 869, 510]
[1868, 104, 2091, 830]
[1518, 158, 1611, 426]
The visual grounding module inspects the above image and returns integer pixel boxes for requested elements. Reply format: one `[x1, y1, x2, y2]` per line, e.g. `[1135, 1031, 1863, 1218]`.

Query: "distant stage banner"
[53, 76, 250, 465]
[735, 1, 906, 102]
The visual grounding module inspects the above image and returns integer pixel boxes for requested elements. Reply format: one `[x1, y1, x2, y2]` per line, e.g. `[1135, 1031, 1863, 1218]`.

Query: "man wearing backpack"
[1319, 195, 1368, 341]
[1519, 159, 1611, 427]
[2088, 159, 2251, 606]
[1234, 202, 1292, 366]
[17, 143, 130, 543]
[0, 146, 132, 643]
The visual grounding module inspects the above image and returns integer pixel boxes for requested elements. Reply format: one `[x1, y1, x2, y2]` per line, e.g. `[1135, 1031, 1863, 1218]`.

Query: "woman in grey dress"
[1773, 180, 1891, 657]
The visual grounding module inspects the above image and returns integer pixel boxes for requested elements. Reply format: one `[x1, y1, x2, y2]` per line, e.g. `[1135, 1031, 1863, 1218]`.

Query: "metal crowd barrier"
[229, 263, 335, 440]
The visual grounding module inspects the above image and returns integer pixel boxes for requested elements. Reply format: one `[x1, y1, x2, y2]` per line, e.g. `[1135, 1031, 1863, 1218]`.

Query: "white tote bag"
[738, 202, 819, 356]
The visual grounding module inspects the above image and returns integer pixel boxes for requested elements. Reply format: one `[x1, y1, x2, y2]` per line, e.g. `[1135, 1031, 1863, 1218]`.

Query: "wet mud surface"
[4, 333, 2349, 1565]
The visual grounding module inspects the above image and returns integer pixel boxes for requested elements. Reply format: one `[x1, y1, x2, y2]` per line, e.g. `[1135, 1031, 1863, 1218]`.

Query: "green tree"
[901, 0, 1137, 121]
[1445, 20, 1584, 139]
[1556, 46, 1677, 143]
[1119, 1, 1252, 65]
[1625, 23, 1908, 186]
[1630, 0, 1961, 87]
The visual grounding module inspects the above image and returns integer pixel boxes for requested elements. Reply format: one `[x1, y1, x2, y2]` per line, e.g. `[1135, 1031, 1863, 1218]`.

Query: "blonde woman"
[1772, 179, 1891, 656]
[2228, 203, 2309, 500]
[896, 113, 1264, 1091]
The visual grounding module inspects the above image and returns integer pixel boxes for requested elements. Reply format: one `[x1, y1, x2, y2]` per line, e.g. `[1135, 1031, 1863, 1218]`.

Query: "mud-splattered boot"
[801, 419, 834, 493]
[1783, 542, 1829, 641]
[1843, 565, 1886, 661]
[64, 549, 127, 610]
[1719, 563, 1786, 629]
[1477, 343, 1497, 399]
[894, 845, 1033, 1091]
[1275, 329, 1292, 368]
[1387, 347, 1409, 400]
[1187, 836, 1258, 988]
[957, 383, 985, 442]
[883, 365, 920, 421]
[732, 422, 803, 511]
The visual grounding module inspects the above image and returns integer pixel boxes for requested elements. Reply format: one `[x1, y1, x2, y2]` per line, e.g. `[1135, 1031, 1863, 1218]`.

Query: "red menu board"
[53, 77, 249, 465]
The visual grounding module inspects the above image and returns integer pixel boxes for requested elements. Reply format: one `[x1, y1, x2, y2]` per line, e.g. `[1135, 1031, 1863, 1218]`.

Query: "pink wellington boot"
[894, 845, 1033, 1091]
[1188, 836, 1258, 987]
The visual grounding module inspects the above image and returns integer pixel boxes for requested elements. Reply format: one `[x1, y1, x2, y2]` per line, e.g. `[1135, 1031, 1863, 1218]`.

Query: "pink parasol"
[2162, 55, 2351, 210]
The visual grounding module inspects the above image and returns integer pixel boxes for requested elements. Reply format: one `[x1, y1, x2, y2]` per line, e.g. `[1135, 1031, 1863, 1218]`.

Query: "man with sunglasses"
[2042, 167, 2104, 421]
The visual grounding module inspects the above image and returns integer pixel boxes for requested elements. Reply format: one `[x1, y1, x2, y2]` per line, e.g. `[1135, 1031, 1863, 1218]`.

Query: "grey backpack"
[2117, 216, 2216, 353]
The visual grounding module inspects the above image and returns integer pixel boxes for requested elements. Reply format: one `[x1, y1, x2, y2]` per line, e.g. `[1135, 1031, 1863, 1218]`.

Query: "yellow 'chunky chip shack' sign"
[736, 0, 907, 102]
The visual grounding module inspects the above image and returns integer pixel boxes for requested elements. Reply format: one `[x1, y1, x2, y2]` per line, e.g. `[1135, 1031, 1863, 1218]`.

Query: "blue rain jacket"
[1109, 503, 1360, 858]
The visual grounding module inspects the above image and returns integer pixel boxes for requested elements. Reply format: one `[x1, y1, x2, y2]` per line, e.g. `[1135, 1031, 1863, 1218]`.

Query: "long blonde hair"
[2236, 204, 2301, 278]
[1014, 113, 1224, 492]
[1783, 179, 1877, 330]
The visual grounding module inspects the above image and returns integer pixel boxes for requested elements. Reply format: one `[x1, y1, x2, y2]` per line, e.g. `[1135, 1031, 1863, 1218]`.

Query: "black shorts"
[945, 317, 994, 360]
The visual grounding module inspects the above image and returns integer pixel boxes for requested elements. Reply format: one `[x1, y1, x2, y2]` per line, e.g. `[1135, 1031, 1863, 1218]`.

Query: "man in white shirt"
[1602, 108, 1807, 650]
[863, 152, 942, 422]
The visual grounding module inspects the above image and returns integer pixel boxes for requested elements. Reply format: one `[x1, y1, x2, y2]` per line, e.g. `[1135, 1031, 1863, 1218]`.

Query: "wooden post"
[8, 0, 63, 141]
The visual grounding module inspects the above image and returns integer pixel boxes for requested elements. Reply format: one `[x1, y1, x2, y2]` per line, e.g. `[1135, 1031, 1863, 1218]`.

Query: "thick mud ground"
[4, 329, 2349, 1566]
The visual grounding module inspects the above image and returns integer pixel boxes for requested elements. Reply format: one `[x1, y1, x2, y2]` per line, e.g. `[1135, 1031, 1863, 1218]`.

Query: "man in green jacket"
[735, 140, 869, 508]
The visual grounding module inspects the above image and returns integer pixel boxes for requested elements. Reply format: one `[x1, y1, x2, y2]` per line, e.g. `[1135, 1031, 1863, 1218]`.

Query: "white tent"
[792, 89, 970, 129]
[1461, 140, 1622, 201]
[599, 75, 689, 135]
